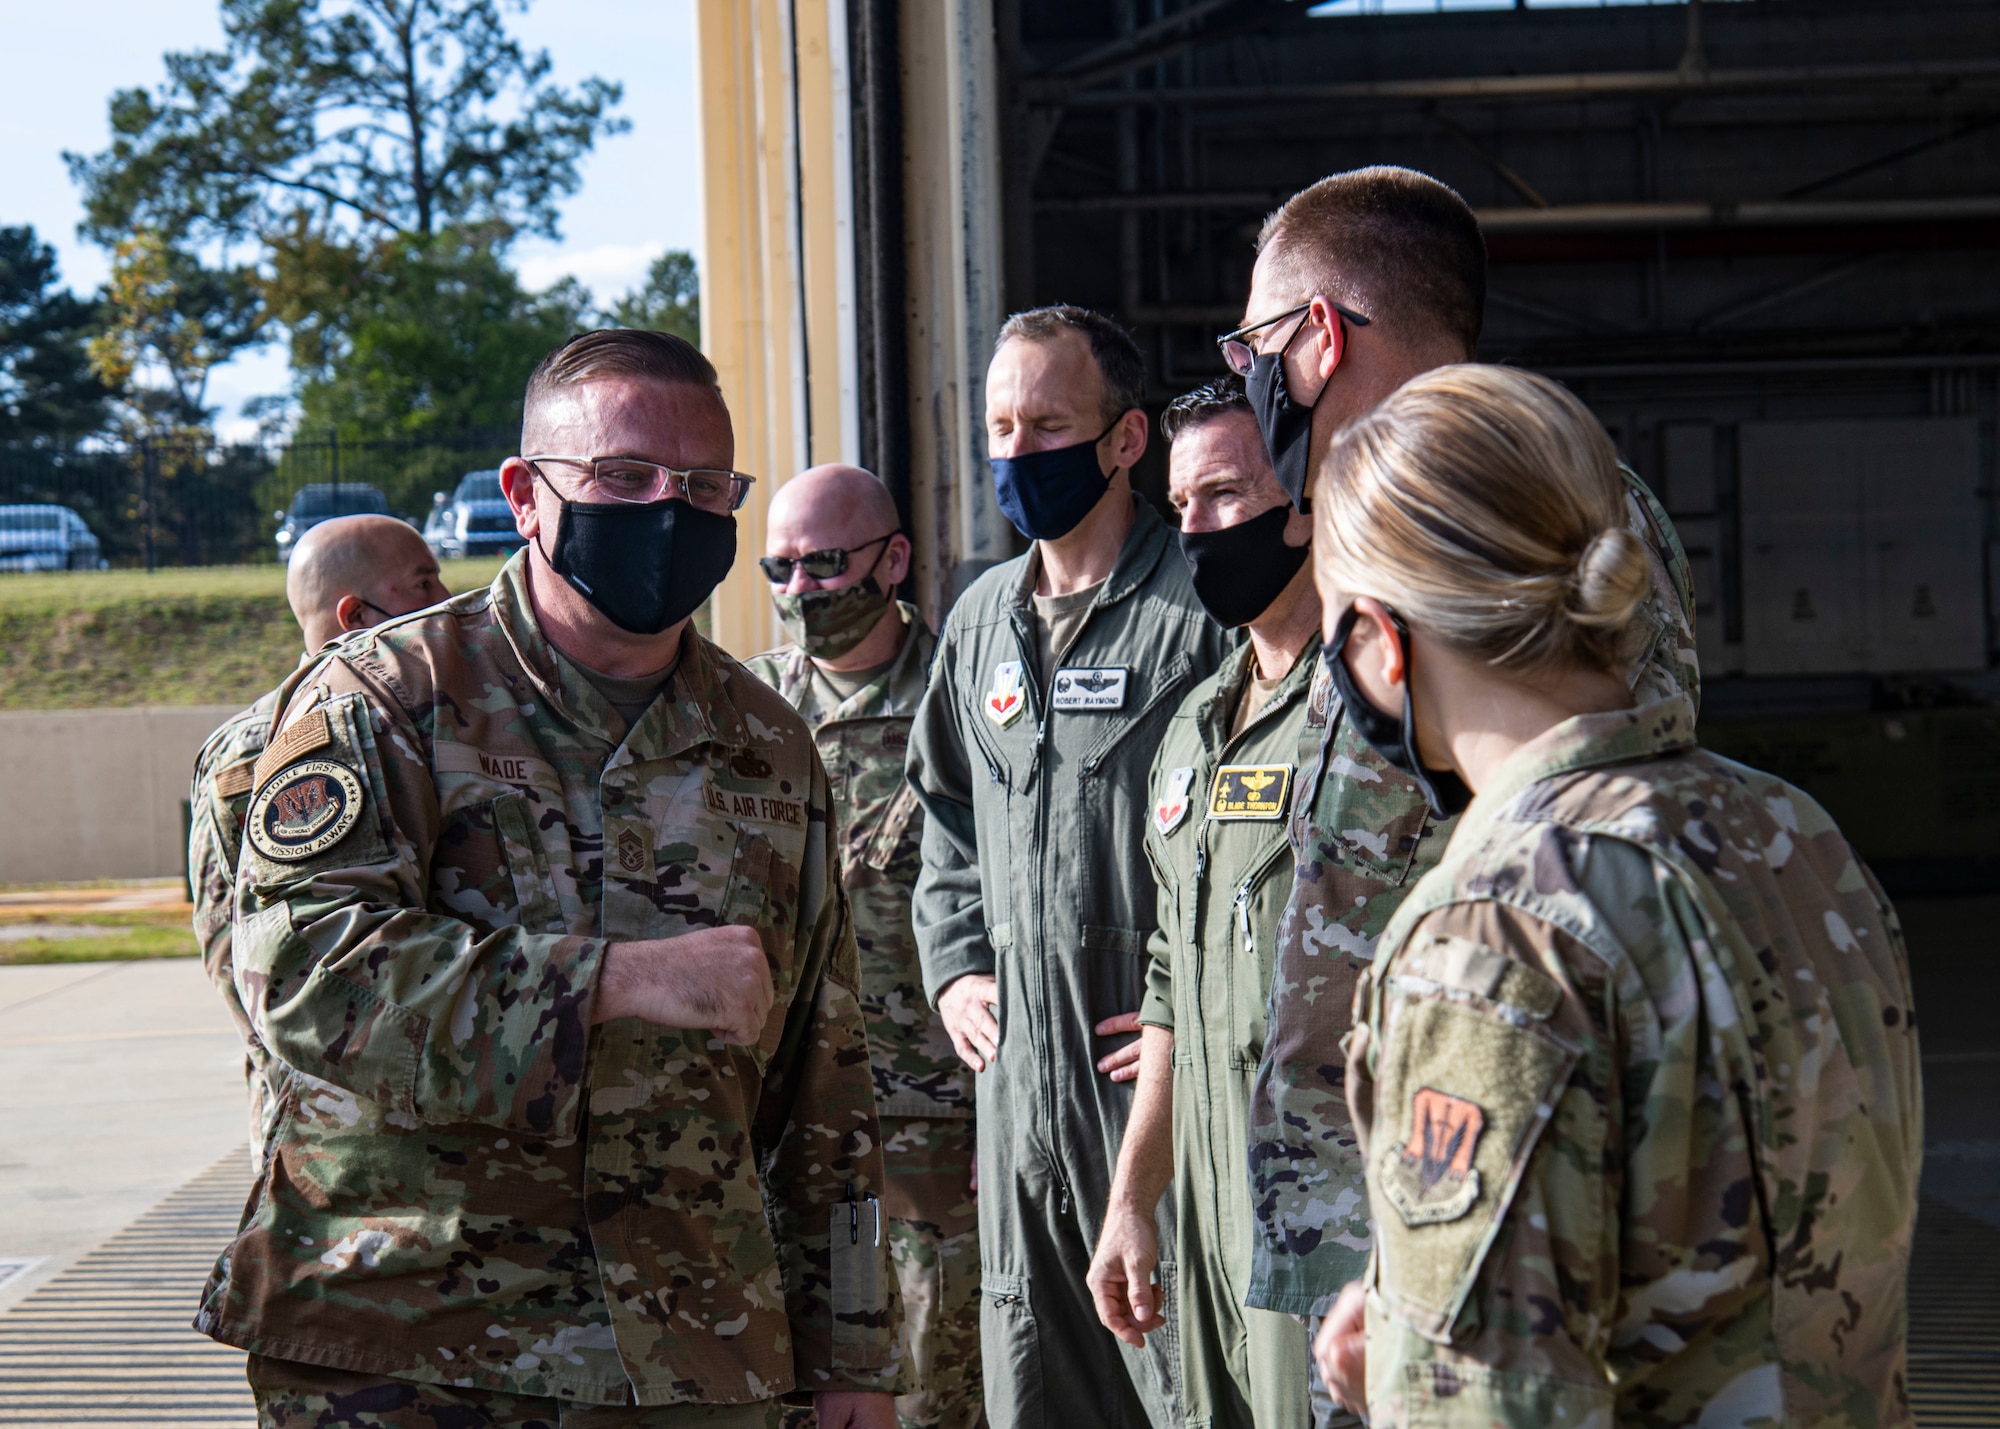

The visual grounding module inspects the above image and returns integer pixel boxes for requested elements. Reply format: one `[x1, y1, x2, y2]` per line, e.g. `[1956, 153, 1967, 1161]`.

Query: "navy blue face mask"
[990, 418, 1122, 541]
[1323, 604, 1473, 820]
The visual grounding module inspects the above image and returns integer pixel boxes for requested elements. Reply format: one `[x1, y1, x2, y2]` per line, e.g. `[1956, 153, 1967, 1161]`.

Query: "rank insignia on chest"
[1209, 763, 1293, 820]
[985, 660, 1028, 727]
[1051, 666, 1128, 711]
[1383, 1087, 1485, 1226]
[1154, 766, 1196, 835]
[246, 759, 365, 862]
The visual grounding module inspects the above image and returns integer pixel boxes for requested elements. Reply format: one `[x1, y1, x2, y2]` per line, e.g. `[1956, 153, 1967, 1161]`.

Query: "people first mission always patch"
[246, 759, 366, 862]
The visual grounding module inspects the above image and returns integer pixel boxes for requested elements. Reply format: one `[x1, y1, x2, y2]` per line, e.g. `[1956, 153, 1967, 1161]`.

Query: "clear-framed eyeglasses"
[1215, 299, 1371, 377]
[524, 455, 757, 514]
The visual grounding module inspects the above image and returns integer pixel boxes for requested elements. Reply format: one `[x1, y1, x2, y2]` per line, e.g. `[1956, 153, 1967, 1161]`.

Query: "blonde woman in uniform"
[1307, 365, 1921, 1429]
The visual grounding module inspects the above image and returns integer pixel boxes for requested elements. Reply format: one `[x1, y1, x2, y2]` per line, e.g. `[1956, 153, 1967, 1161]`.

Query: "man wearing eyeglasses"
[746, 464, 983, 1429]
[1221, 169, 1700, 1426]
[906, 306, 1233, 1429]
[195, 330, 901, 1429]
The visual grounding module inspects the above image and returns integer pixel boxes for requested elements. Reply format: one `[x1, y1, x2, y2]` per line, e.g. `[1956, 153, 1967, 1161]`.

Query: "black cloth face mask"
[539, 494, 737, 636]
[1178, 504, 1310, 628]
[1244, 327, 1322, 513]
[1323, 604, 1473, 819]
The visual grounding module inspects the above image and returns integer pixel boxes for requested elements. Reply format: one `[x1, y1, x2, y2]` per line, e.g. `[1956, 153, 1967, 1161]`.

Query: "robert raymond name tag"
[1210, 764, 1293, 820]
[1051, 667, 1128, 711]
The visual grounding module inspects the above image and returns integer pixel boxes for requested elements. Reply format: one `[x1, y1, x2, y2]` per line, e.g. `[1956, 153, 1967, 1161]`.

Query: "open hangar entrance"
[694, 0, 2000, 893]
[1000, 0, 2000, 897]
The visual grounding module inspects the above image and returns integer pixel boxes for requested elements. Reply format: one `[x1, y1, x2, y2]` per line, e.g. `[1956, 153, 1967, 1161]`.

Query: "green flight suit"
[1139, 641, 1320, 1429]
[907, 497, 1234, 1429]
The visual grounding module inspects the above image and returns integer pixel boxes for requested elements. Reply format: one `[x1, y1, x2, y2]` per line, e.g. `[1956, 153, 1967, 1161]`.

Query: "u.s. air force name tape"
[1209, 763, 1293, 819]
[246, 759, 366, 862]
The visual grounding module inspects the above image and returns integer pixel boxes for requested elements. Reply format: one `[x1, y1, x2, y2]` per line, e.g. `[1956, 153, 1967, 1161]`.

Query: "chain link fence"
[0, 431, 519, 568]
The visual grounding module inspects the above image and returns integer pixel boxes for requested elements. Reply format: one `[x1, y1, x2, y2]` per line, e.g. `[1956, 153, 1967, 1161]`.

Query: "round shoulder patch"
[246, 759, 366, 863]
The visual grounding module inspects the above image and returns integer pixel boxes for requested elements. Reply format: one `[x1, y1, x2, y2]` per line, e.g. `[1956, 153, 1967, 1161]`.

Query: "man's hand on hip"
[937, 972, 1000, 1072]
[1087, 1196, 1165, 1348]
[813, 1390, 897, 1429]
[1094, 1010, 1144, 1082]
[593, 928, 774, 1044]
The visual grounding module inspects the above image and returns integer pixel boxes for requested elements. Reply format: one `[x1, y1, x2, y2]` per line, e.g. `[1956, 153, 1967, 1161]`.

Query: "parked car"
[274, 482, 392, 562]
[0, 504, 106, 572]
[425, 469, 524, 560]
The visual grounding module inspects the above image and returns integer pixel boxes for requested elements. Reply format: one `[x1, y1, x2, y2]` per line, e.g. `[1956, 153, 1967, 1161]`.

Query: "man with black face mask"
[196, 330, 901, 1429]
[906, 306, 1231, 1429]
[1087, 377, 1318, 1429]
[1222, 168, 1702, 1427]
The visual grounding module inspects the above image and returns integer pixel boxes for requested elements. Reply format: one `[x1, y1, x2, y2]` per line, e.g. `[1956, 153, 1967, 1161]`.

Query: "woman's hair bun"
[1569, 526, 1650, 633]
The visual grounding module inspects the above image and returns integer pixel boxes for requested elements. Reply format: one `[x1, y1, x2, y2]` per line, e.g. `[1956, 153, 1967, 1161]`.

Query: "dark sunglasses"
[758, 532, 898, 583]
[1216, 299, 1370, 377]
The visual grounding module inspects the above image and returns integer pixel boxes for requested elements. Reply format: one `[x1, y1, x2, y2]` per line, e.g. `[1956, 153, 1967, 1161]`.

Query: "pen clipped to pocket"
[828, 1182, 893, 1369]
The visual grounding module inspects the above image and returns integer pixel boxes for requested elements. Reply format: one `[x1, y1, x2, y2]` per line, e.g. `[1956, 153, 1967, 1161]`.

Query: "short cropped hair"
[1160, 375, 1249, 445]
[1257, 167, 1486, 360]
[524, 329, 719, 439]
[994, 305, 1146, 425]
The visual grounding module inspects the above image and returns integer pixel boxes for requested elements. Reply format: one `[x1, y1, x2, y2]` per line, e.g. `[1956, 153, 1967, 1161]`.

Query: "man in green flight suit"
[907, 305, 1234, 1429]
[747, 462, 984, 1429]
[1226, 169, 1702, 1425]
[195, 330, 900, 1429]
[1088, 377, 1319, 1429]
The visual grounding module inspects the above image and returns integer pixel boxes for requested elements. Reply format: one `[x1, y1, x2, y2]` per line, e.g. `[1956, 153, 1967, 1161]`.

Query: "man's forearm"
[1108, 1026, 1177, 1210]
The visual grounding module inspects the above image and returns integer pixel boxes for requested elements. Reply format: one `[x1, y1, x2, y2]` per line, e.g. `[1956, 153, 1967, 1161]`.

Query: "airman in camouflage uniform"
[1346, 695, 1920, 1426]
[195, 332, 900, 1429]
[1244, 476, 1700, 1332]
[188, 514, 447, 1153]
[748, 461, 983, 1429]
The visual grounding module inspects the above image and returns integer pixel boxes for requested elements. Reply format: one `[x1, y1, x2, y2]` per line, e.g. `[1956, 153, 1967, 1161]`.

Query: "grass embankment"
[0, 908, 199, 965]
[0, 558, 506, 709]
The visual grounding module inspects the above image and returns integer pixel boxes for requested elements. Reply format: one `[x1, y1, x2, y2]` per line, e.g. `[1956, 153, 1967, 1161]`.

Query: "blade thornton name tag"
[1209, 763, 1293, 820]
[1050, 667, 1128, 711]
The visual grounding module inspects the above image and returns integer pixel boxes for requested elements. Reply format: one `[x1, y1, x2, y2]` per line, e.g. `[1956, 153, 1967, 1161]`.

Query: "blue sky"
[2, 0, 702, 440]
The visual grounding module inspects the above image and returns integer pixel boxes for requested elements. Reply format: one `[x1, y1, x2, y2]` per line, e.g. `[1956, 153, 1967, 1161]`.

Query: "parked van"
[0, 505, 107, 572]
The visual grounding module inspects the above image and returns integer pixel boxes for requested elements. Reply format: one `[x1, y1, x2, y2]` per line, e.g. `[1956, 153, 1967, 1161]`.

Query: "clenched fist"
[594, 926, 775, 1044]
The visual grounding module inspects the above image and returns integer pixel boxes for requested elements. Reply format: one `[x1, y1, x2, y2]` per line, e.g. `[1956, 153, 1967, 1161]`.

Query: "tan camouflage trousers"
[784, 1116, 984, 1429]
[247, 1355, 781, 1427]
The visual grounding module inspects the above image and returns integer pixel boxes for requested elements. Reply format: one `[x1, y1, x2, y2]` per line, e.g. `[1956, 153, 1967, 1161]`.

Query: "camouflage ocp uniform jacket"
[1245, 474, 1702, 1315]
[188, 686, 282, 1139]
[194, 554, 900, 1408]
[1348, 696, 1921, 1427]
[744, 608, 974, 1128]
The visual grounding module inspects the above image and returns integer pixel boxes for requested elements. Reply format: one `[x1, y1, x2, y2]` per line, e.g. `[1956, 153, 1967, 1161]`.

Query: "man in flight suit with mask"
[195, 330, 900, 1429]
[1087, 377, 1318, 1429]
[747, 464, 983, 1429]
[1225, 168, 1701, 1424]
[906, 306, 1232, 1428]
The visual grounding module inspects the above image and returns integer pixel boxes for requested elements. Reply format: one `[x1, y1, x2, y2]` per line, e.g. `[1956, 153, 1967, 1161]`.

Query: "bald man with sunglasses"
[748, 465, 983, 1429]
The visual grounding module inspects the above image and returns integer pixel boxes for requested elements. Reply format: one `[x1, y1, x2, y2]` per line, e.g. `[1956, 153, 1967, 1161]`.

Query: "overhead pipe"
[1051, 57, 2000, 109]
[1036, 192, 2000, 229]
